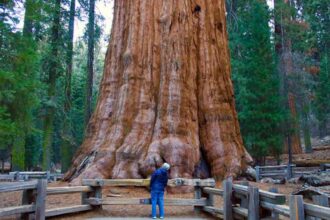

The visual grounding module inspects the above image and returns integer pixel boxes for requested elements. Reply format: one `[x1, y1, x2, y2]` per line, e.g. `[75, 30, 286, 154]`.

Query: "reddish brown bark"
[65, 0, 252, 183]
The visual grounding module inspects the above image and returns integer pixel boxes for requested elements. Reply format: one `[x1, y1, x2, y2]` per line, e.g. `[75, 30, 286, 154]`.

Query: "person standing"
[150, 163, 170, 219]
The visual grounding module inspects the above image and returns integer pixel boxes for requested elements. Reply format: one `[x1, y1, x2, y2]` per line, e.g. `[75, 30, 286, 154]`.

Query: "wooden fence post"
[35, 179, 47, 220]
[87, 185, 102, 209]
[255, 166, 260, 182]
[287, 164, 293, 179]
[21, 188, 34, 220]
[94, 186, 102, 201]
[206, 192, 214, 207]
[269, 187, 279, 220]
[248, 186, 259, 220]
[223, 179, 233, 220]
[46, 171, 50, 181]
[312, 195, 329, 220]
[289, 195, 304, 220]
[238, 181, 249, 208]
[194, 185, 202, 213]
[81, 184, 102, 209]
[81, 191, 88, 205]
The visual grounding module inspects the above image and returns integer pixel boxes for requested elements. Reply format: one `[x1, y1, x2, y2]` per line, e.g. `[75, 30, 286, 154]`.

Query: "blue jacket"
[150, 168, 168, 192]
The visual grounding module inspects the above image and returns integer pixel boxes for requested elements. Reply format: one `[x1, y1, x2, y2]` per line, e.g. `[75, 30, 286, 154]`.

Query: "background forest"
[0, 0, 329, 172]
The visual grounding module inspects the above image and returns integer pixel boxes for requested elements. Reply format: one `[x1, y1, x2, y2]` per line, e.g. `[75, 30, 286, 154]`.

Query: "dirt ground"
[0, 180, 306, 220]
[266, 146, 330, 166]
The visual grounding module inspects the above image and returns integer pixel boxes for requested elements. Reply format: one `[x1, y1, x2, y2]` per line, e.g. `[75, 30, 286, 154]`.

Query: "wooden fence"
[0, 179, 93, 219]
[0, 171, 64, 182]
[81, 178, 216, 208]
[201, 179, 330, 220]
[0, 178, 215, 219]
[1, 178, 330, 219]
[255, 164, 321, 181]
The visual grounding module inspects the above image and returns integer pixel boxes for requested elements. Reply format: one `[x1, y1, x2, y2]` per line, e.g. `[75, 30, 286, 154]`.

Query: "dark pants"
[151, 191, 164, 217]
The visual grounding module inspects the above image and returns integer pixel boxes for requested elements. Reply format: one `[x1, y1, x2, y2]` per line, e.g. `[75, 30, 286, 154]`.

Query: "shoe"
[159, 217, 164, 219]
[152, 217, 156, 219]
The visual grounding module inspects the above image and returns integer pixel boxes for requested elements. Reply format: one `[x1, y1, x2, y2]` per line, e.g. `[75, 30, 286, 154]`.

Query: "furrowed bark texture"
[65, 0, 252, 182]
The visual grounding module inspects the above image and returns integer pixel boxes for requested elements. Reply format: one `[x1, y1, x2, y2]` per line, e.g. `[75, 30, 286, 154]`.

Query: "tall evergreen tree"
[315, 56, 330, 137]
[228, 0, 284, 162]
[274, 0, 303, 154]
[61, 0, 76, 172]
[0, 0, 41, 170]
[42, 0, 62, 170]
[303, 0, 330, 137]
[84, 0, 95, 127]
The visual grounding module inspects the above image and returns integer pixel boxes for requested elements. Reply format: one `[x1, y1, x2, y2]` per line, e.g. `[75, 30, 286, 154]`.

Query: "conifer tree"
[42, 0, 62, 170]
[84, 0, 95, 127]
[0, 0, 41, 170]
[61, 0, 76, 172]
[303, 0, 330, 137]
[228, 0, 284, 161]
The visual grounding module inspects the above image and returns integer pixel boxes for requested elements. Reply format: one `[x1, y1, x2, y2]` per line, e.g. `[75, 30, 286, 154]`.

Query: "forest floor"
[265, 145, 330, 166]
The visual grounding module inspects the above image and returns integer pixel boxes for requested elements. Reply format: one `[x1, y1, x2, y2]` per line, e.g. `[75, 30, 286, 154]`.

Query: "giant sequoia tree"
[65, 0, 251, 182]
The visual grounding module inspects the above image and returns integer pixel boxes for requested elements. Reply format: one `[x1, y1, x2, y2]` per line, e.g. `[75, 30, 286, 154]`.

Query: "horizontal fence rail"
[85, 197, 207, 206]
[82, 178, 216, 187]
[0, 174, 15, 181]
[8, 171, 64, 182]
[0, 172, 64, 182]
[0, 181, 38, 193]
[45, 205, 93, 217]
[255, 164, 323, 181]
[46, 186, 93, 195]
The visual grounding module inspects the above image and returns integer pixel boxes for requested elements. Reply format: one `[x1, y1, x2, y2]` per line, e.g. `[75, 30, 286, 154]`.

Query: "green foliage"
[228, 0, 285, 160]
[315, 55, 330, 135]
[302, 0, 330, 137]
[0, 6, 41, 169]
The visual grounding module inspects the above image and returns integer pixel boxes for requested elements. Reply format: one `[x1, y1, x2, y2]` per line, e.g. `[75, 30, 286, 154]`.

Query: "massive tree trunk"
[65, 0, 252, 183]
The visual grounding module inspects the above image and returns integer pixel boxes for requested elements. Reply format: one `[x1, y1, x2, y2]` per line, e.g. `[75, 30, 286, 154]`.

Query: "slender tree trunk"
[226, 0, 237, 24]
[61, 0, 75, 173]
[23, 0, 33, 37]
[1, 160, 4, 173]
[275, 0, 302, 154]
[302, 109, 312, 153]
[42, 0, 61, 170]
[84, 0, 95, 127]
[11, 130, 25, 170]
[65, 0, 252, 183]
[34, 1, 43, 42]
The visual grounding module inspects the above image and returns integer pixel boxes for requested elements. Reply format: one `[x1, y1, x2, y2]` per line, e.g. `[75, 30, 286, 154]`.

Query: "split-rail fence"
[0, 178, 330, 219]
